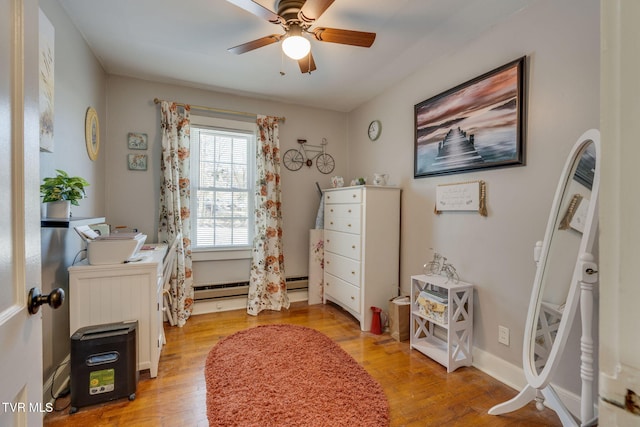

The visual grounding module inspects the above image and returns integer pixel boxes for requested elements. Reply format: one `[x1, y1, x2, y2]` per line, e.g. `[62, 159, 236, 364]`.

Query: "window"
[190, 116, 256, 250]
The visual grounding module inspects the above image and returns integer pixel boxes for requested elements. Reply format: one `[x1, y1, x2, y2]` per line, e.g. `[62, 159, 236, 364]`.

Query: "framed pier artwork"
[414, 57, 526, 178]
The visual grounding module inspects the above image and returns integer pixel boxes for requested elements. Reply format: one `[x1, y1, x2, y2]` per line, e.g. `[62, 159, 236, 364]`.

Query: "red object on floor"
[370, 306, 383, 334]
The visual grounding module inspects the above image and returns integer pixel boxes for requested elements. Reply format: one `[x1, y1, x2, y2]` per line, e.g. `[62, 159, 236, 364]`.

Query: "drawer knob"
[326, 261, 330, 264]
[351, 271, 355, 275]
[330, 208, 334, 212]
[330, 221, 334, 225]
[348, 224, 351, 227]
[350, 296, 355, 300]
[352, 245, 356, 249]
[352, 194, 356, 198]
[326, 239, 330, 243]
[348, 209, 352, 213]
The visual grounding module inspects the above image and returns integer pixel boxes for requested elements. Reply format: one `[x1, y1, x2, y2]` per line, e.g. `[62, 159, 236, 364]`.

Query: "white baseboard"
[192, 290, 308, 316]
[472, 346, 581, 419]
[43, 354, 71, 406]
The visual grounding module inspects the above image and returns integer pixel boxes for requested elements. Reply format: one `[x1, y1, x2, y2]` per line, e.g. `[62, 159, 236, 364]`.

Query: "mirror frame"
[522, 129, 600, 390]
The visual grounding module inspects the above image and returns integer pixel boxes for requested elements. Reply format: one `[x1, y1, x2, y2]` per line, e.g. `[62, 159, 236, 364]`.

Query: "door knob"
[27, 287, 65, 315]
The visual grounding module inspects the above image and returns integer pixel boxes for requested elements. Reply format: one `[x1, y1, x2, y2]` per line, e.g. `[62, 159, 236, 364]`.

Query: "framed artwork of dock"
[414, 57, 526, 178]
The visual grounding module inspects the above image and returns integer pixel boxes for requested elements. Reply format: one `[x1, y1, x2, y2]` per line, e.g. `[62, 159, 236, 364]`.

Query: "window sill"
[192, 248, 251, 262]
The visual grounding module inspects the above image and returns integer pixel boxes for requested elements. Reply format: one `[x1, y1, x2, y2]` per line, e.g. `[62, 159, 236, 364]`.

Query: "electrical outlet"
[498, 325, 510, 346]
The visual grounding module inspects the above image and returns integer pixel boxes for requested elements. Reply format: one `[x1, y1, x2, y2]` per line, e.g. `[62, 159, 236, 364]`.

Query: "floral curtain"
[158, 101, 194, 327]
[247, 115, 289, 315]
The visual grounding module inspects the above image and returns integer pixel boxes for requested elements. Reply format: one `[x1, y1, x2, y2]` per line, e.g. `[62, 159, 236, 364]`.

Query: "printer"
[75, 225, 147, 265]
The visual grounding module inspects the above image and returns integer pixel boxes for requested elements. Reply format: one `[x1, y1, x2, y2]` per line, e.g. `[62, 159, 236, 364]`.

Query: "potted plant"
[40, 169, 90, 218]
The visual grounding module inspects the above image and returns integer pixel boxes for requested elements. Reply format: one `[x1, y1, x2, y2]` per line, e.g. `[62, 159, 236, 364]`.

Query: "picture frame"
[558, 193, 588, 233]
[434, 180, 487, 216]
[39, 9, 55, 153]
[128, 132, 148, 150]
[85, 106, 99, 161]
[127, 153, 147, 171]
[414, 56, 526, 178]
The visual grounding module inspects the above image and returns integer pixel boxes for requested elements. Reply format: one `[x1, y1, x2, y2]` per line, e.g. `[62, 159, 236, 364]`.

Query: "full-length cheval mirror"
[489, 129, 600, 426]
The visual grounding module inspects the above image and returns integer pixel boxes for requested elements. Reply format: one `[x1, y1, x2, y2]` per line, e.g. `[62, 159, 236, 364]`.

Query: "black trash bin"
[69, 320, 138, 414]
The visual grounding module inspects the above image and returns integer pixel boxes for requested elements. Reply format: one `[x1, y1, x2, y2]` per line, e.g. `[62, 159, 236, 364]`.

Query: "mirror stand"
[488, 129, 601, 427]
[579, 253, 598, 426]
[488, 251, 599, 426]
[489, 383, 577, 425]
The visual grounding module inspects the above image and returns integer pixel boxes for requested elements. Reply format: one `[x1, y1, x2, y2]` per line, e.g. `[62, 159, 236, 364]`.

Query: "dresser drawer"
[324, 273, 360, 313]
[326, 204, 360, 219]
[325, 215, 361, 234]
[324, 230, 361, 260]
[324, 252, 360, 287]
[325, 188, 362, 204]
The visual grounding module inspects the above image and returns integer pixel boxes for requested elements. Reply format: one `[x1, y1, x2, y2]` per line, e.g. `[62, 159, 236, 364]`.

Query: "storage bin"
[417, 290, 448, 324]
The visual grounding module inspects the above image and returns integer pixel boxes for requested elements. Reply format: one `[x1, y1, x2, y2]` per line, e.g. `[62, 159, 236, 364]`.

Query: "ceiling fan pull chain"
[280, 48, 286, 76]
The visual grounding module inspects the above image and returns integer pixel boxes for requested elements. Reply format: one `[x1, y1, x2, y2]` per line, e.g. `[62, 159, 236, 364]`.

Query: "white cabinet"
[68, 244, 168, 378]
[410, 274, 473, 372]
[323, 186, 401, 331]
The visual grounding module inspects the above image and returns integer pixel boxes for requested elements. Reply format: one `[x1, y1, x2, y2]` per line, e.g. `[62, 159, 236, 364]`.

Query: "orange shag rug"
[205, 324, 390, 426]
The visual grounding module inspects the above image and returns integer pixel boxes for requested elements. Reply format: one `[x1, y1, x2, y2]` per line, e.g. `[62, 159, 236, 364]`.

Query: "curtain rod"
[153, 98, 285, 122]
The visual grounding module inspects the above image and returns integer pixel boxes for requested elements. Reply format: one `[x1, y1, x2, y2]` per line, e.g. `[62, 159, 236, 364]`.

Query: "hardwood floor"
[44, 301, 562, 426]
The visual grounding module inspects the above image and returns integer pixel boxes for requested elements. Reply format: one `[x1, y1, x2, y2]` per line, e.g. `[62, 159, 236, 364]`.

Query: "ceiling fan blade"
[228, 35, 283, 54]
[312, 27, 376, 47]
[299, 0, 335, 23]
[298, 52, 317, 74]
[226, 0, 282, 24]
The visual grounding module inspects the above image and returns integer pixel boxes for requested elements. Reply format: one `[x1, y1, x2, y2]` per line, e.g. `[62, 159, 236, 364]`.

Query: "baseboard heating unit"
[194, 276, 308, 301]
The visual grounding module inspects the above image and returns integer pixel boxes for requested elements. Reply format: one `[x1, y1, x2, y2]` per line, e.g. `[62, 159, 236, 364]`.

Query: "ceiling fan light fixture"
[282, 24, 310, 60]
[282, 34, 310, 60]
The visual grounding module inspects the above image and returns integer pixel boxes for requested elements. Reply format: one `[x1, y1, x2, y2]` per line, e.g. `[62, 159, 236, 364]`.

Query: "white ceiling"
[58, 0, 537, 112]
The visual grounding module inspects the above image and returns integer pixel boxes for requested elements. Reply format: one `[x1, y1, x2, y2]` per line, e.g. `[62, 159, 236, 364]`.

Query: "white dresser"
[68, 244, 168, 378]
[323, 185, 401, 331]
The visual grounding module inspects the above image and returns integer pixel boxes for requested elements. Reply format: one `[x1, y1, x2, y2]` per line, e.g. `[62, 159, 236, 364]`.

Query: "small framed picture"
[127, 132, 148, 150]
[128, 153, 147, 171]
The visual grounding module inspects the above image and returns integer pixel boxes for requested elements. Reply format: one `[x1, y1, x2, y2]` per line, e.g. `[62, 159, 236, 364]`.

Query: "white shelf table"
[410, 274, 473, 373]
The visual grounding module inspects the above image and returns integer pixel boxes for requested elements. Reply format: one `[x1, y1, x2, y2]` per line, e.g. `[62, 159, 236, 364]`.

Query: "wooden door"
[0, 0, 45, 424]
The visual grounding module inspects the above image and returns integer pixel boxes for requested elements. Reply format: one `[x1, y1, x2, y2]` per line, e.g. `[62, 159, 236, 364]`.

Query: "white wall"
[347, 0, 599, 397]
[105, 76, 348, 284]
[39, 0, 106, 386]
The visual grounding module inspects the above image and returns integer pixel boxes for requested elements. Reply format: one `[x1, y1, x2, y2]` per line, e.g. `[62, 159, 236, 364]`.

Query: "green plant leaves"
[40, 169, 90, 205]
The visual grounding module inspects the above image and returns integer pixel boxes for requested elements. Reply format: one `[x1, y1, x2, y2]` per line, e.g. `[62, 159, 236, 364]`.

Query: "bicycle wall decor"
[283, 138, 335, 174]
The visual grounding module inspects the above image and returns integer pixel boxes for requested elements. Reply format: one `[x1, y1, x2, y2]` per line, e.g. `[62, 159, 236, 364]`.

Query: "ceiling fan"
[226, 0, 376, 74]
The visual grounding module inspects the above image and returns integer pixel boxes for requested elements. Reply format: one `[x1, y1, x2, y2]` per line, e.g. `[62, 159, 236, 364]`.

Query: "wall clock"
[85, 106, 99, 161]
[368, 120, 381, 141]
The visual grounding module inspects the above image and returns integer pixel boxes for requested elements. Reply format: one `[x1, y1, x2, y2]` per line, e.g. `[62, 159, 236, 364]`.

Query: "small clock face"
[368, 120, 381, 141]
